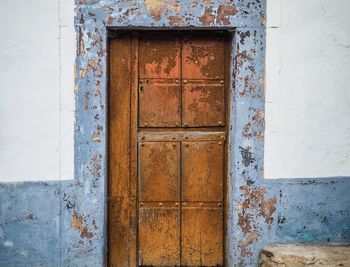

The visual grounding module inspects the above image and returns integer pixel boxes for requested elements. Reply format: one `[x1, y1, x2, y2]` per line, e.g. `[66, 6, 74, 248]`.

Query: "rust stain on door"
[182, 141, 224, 202]
[109, 34, 133, 266]
[182, 205, 223, 266]
[109, 31, 231, 267]
[182, 80, 225, 127]
[182, 36, 225, 79]
[138, 79, 181, 127]
[139, 204, 180, 266]
[139, 33, 181, 78]
[139, 141, 180, 202]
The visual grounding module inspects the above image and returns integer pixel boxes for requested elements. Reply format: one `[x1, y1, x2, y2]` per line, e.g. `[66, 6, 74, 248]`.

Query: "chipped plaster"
[0, 1, 349, 266]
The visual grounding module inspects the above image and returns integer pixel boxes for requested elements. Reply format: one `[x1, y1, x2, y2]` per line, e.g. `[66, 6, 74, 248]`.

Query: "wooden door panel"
[109, 32, 229, 267]
[138, 141, 180, 202]
[182, 80, 225, 127]
[181, 205, 223, 266]
[109, 34, 134, 266]
[182, 141, 224, 202]
[139, 34, 181, 79]
[138, 79, 181, 127]
[182, 36, 225, 79]
[139, 205, 180, 266]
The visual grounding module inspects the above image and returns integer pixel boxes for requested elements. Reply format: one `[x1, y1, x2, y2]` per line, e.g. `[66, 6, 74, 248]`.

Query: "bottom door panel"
[181, 205, 223, 267]
[139, 205, 180, 266]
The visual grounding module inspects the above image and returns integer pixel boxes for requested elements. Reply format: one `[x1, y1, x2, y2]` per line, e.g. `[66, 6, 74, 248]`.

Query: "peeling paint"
[243, 108, 264, 139]
[239, 231, 258, 257]
[90, 153, 102, 179]
[199, 7, 215, 26]
[216, 4, 237, 25]
[144, 0, 180, 21]
[71, 211, 94, 239]
[0, 1, 349, 267]
[92, 134, 101, 142]
[238, 186, 276, 231]
[239, 146, 256, 167]
[236, 185, 276, 262]
[168, 15, 183, 26]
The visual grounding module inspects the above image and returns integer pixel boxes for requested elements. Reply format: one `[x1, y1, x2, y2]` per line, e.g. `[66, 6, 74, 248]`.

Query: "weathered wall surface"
[0, 183, 61, 266]
[0, 1, 349, 267]
[265, 0, 350, 178]
[0, 0, 75, 181]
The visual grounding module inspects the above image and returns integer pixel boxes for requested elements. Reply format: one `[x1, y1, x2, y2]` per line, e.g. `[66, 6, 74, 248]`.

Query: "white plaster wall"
[0, 0, 75, 181]
[265, 0, 350, 178]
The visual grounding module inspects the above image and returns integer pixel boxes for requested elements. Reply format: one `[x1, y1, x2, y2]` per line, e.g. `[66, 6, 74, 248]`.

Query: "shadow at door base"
[139, 265, 223, 267]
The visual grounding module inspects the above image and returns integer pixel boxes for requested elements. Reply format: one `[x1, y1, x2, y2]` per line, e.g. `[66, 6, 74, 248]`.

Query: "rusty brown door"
[109, 31, 230, 267]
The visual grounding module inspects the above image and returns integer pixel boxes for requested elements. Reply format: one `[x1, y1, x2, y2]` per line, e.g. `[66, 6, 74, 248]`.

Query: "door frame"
[73, 2, 269, 265]
[107, 29, 233, 266]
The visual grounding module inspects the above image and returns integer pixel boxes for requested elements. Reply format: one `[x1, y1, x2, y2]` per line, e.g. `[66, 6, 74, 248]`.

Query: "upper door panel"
[138, 33, 227, 128]
[182, 80, 225, 127]
[182, 35, 225, 79]
[138, 79, 181, 127]
[139, 34, 181, 79]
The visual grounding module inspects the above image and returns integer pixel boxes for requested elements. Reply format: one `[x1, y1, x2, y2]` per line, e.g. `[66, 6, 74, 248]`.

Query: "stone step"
[260, 244, 350, 266]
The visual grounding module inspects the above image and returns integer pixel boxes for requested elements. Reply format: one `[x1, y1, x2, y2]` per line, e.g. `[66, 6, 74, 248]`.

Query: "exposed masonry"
[0, 0, 349, 266]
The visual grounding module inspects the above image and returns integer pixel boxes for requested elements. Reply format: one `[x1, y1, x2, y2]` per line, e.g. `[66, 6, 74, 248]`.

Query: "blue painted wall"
[1, 178, 349, 266]
[0, 1, 349, 266]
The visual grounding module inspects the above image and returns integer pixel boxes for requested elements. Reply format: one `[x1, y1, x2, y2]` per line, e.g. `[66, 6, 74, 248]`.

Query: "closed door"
[109, 31, 230, 267]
